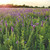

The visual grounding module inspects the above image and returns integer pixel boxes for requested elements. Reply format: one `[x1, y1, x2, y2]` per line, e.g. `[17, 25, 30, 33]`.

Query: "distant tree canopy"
[35, 6, 39, 8]
[0, 4, 50, 8]
[42, 6, 45, 8]
[48, 6, 50, 8]
[23, 4, 25, 7]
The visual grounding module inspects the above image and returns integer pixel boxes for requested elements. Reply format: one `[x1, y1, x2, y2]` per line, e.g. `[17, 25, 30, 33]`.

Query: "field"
[0, 8, 50, 50]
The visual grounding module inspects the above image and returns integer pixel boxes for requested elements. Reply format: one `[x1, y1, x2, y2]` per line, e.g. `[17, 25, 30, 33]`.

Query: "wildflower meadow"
[0, 8, 50, 50]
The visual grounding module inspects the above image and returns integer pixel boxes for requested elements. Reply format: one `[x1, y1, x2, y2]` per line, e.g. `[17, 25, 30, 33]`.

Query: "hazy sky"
[0, 0, 50, 7]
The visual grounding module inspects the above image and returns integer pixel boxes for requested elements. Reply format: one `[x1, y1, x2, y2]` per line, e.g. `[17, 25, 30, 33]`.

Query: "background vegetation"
[0, 4, 50, 8]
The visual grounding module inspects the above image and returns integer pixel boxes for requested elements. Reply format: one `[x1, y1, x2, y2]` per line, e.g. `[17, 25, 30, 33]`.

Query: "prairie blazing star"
[5, 23, 7, 27]
[0, 28, 2, 32]
[42, 20, 43, 24]
[16, 18, 18, 20]
[22, 23, 24, 26]
[45, 16, 47, 19]
[31, 23, 33, 26]
[35, 23, 39, 26]
[1, 19, 3, 23]
[22, 20, 23, 23]
[41, 21, 43, 27]
[11, 26, 13, 32]
[19, 16, 20, 18]
[5, 21, 7, 27]
[15, 21, 17, 24]
[16, 40, 18, 44]
[31, 21, 33, 26]
[33, 25, 36, 29]
[41, 24, 43, 27]
[18, 20, 19, 22]
[24, 41, 27, 44]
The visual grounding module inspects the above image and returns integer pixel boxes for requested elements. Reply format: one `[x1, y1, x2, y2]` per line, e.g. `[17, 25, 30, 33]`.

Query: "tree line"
[0, 4, 50, 8]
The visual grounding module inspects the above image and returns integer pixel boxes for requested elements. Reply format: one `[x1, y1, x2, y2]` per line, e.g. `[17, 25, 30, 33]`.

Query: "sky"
[0, 0, 50, 7]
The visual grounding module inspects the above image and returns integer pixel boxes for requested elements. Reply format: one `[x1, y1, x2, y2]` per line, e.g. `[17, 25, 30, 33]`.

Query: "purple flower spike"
[22, 23, 24, 26]
[15, 21, 17, 24]
[31, 24, 33, 26]
[16, 40, 18, 44]
[24, 41, 27, 44]
[5, 21, 7, 27]
[1, 19, 3, 23]
[0, 28, 2, 32]
[45, 16, 47, 19]
[18, 20, 19, 22]
[41, 20, 43, 27]
[42, 20, 43, 24]
[6, 23, 7, 27]
[11, 26, 13, 32]
[36, 23, 39, 26]
[31, 21, 33, 26]
[41, 24, 43, 27]
[22, 20, 23, 23]
[33, 25, 36, 29]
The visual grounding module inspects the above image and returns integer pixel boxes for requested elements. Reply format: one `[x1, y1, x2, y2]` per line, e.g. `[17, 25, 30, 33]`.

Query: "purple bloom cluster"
[45, 16, 47, 19]
[41, 20, 43, 27]
[41, 24, 43, 27]
[16, 40, 18, 44]
[11, 26, 13, 32]
[31, 21, 33, 26]
[24, 41, 27, 44]
[31, 21, 39, 30]
[1, 19, 3, 23]
[33, 25, 36, 29]
[0, 28, 2, 32]
[35, 23, 39, 26]
[5, 21, 7, 27]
